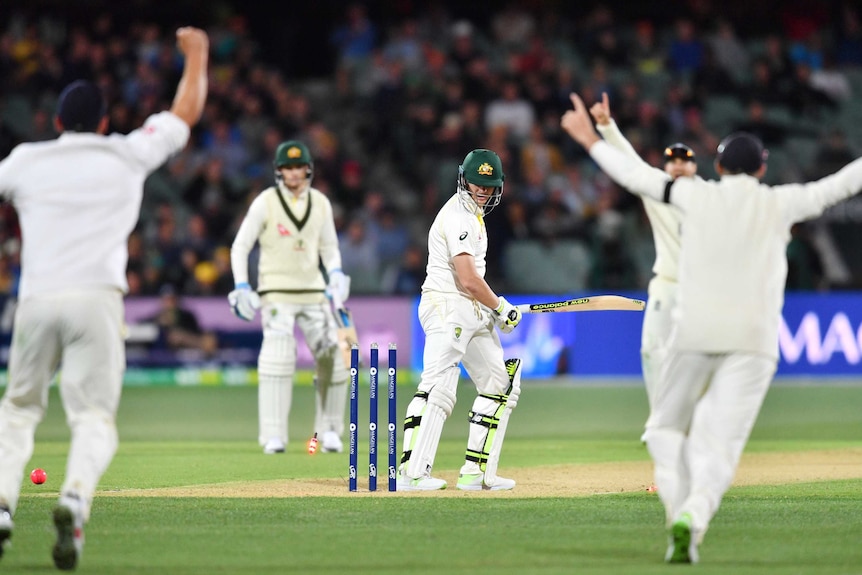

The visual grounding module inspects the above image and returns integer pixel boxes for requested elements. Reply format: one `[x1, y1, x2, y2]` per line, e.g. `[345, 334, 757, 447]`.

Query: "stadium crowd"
[2, 1, 862, 298]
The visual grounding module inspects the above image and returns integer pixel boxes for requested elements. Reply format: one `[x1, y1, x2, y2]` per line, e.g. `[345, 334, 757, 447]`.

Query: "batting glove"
[326, 269, 351, 304]
[493, 296, 522, 334]
[228, 283, 261, 321]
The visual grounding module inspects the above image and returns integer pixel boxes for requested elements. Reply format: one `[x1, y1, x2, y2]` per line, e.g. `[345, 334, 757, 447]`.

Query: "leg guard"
[257, 332, 295, 446]
[313, 345, 349, 437]
[403, 372, 458, 479]
[399, 391, 428, 469]
[462, 358, 521, 484]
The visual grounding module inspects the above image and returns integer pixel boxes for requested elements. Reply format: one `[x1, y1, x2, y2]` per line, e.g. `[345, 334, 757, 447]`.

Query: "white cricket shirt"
[597, 120, 686, 281]
[589, 140, 862, 358]
[422, 192, 487, 296]
[0, 112, 190, 299]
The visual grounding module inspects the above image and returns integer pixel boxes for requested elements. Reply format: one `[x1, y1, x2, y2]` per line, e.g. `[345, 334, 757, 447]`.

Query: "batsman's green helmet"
[460, 148, 505, 188]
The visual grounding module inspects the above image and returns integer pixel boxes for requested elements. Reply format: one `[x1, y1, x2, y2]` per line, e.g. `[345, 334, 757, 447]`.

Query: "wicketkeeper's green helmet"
[274, 140, 313, 179]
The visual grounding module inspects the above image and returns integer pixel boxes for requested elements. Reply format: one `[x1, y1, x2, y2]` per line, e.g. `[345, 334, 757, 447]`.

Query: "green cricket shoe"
[666, 512, 699, 564]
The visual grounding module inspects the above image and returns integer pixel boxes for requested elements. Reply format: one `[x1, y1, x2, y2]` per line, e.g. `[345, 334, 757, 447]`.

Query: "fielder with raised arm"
[398, 148, 523, 492]
[589, 93, 698, 421]
[562, 92, 862, 564]
[0, 27, 208, 570]
[229, 140, 350, 455]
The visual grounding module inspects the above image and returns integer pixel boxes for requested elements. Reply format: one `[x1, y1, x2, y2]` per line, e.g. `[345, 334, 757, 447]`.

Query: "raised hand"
[561, 93, 601, 148]
[590, 92, 611, 126]
[175, 26, 209, 56]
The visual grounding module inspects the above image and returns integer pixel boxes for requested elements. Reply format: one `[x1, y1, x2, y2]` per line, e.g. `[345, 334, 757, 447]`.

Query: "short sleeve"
[122, 111, 191, 172]
[442, 211, 476, 259]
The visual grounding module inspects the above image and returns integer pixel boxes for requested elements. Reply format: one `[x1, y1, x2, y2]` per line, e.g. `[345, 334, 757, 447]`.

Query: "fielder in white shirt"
[562, 92, 862, 564]
[589, 92, 699, 420]
[398, 149, 523, 492]
[0, 27, 208, 570]
[229, 140, 350, 456]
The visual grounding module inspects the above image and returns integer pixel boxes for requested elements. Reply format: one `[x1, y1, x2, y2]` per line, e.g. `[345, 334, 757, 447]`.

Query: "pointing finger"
[569, 92, 585, 112]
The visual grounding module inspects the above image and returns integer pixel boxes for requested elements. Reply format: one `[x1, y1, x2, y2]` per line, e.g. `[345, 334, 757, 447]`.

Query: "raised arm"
[170, 27, 209, 127]
[562, 93, 670, 202]
[591, 92, 643, 163]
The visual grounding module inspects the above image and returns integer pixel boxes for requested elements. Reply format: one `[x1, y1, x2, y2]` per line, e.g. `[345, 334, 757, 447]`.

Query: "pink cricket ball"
[30, 468, 47, 485]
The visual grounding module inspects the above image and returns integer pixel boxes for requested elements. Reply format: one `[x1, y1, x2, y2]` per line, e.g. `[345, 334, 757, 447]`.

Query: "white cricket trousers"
[640, 276, 678, 410]
[257, 301, 347, 446]
[0, 288, 124, 519]
[417, 293, 508, 397]
[644, 350, 776, 535]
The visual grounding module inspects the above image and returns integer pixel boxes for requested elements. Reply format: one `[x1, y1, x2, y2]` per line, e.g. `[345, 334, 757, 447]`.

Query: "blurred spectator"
[1, 4, 850, 297]
[491, 2, 536, 51]
[147, 284, 218, 357]
[383, 18, 424, 73]
[520, 123, 565, 179]
[808, 55, 852, 104]
[760, 34, 795, 88]
[667, 18, 704, 76]
[546, 162, 598, 226]
[589, 186, 635, 289]
[807, 129, 857, 180]
[707, 18, 749, 81]
[201, 118, 249, 180]
[383, 243, 426, 295]
[733, 99, 793, 148]
[691, 46, 740, 105]
[330, 3, 378, 71]
[531, 190, 581, 241]
[446, 20, 484, 77]
[183, 213, 215, 260]
[333, 159, 367, 213]
[27, 108, 56, 141]
[183, 158, 242, 233]
[786, 223, 826, 290]
[629, 20, 665, 77]
[375, 205, 411, 271]
[484, 79, 536, 144]
[785, 62, 838, 118]
[835, 3, 862, 66]
[210, 246, 235, 294]
[338, 217, 380, 293]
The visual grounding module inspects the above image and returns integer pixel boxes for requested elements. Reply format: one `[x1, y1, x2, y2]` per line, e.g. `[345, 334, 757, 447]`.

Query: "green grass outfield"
[2, 380, 861, 574]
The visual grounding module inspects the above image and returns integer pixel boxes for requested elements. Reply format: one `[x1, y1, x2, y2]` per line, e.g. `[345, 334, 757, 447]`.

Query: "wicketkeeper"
[229, 140, 350, 455]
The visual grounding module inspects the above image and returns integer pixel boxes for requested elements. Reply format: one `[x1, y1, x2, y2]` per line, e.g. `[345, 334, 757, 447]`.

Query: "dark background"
[0, 0, 843, 78]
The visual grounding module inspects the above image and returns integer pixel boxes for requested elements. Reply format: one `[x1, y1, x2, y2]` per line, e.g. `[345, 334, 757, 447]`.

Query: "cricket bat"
[516, 295, 646, 314]
[330, 292, 358, 367]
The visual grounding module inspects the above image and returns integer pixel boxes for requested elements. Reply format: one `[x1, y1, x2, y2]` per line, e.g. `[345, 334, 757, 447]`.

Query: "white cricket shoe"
[396, 473, 447, 491]
[456, 473, 516, 491]
[52, 494, 85, 571]
[263, 437, 285, 454]
[321, 431, 343, 453]
[0, 505, 13, 559]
